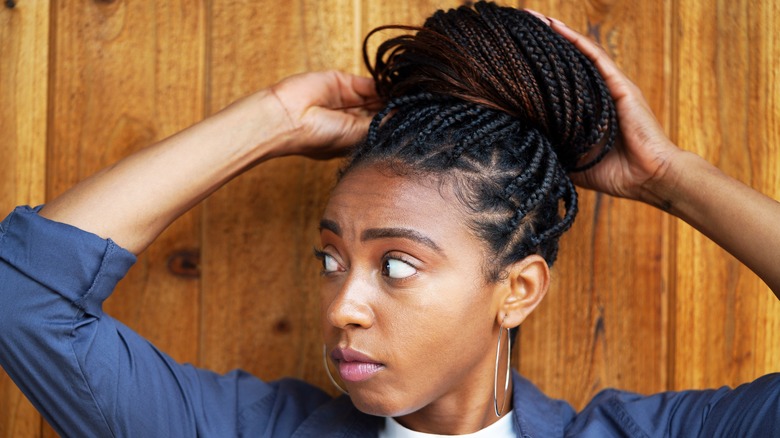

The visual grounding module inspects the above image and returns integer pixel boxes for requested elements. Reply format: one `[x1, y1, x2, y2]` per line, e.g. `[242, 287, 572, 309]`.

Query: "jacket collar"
[511, 370, 575, 437]
[293, 371, 574, 437]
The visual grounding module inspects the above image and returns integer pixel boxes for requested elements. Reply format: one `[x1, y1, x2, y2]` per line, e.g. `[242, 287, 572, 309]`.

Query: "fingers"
[524, 8, 552, 26]
[330, 71, 381, 109]
[525, 9, 612, 65]
[548, 20, 622, 81]
[533, 13, 646, 108]
[348, 74, 379, 101]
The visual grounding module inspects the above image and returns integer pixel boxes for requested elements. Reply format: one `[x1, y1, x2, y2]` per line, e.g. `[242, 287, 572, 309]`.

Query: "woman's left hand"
[533, 14, 683, 207]
[537, 11, 780, 297]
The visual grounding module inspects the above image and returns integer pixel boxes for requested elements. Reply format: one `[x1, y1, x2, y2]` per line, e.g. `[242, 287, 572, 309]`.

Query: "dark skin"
[319, 166, 548, 433]
[36, 15, 779, 436]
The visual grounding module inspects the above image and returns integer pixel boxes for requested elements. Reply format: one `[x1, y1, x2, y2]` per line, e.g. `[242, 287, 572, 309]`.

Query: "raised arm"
[39, 71, 378, 254]
[540, 15, 780, 298]
[0, 71, 377, 436]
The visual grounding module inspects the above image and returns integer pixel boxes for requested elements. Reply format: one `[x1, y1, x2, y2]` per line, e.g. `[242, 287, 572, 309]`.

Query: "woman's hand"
[536, 14, 683, 206]
[268, 70, 380, 159]
[536, 12, 780, 297]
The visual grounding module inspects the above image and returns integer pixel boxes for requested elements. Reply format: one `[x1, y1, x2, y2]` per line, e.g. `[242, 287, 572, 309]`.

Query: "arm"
[0, 208, 331, 436]
[545, 18, 780, 298]
[40, 71, 378, 255]
[647, 151, 780, 298]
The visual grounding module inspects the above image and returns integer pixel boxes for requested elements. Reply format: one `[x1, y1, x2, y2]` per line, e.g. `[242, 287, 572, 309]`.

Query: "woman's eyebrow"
[319, 219, 341, 236]
[361, 227, 444, 255]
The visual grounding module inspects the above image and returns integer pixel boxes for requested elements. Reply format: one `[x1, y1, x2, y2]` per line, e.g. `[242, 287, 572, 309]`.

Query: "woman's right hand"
[267, 70, 380, 160]
[39, 71, 380, 254]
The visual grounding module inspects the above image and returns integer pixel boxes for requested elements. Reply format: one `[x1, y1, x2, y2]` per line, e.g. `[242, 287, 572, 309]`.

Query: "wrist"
[640, 150, 713, 215]
[217, 89, 299, 162]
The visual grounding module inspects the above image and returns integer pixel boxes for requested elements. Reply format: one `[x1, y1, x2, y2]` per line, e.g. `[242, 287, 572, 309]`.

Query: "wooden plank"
[671, 0, 780, 390]
[202, 0, 347, 392]
[519, 0, 669, 409]
[0, 1, 49, 437]
[0, 2, 48, 213]
[44, 1, 205, 434]
[0, 385, 39, 438]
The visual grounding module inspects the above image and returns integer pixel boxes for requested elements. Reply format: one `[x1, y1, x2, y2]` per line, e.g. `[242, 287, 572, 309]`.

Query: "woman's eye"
[314, 248, 343, 274]
[382, 258, 417, 279]
[322, 254, 340, 273]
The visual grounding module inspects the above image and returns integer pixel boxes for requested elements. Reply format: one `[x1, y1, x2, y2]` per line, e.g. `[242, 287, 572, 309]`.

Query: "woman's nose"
[326, 274, 374, 329]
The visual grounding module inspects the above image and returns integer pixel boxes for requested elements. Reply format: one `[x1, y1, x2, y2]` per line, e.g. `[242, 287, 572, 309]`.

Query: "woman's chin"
[348, 388, 420, 418]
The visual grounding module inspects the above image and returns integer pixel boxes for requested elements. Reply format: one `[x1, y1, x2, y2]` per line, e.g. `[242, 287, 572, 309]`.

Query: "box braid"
[343, 1, 617, 280]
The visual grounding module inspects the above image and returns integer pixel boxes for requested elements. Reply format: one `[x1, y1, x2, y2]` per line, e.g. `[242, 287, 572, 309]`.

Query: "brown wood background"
[1, 1, 778, 435]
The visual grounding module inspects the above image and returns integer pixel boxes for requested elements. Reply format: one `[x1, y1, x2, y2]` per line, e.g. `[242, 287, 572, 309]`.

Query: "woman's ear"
[496, 254, 550, 328]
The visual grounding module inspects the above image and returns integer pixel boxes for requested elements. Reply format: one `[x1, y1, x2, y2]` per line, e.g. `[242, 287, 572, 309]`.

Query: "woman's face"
[319, 164, 505, 418]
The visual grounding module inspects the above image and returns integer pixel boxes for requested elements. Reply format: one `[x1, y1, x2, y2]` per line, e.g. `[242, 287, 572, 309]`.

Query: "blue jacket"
[0, 206, 778, 437]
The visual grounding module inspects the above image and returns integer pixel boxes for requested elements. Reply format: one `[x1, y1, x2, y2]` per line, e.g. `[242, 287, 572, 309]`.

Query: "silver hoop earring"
[493, 325, 511, 417]
[323, 344, 349, 395]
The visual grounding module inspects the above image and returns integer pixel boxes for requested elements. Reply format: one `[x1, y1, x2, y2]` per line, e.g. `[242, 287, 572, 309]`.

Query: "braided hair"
[343, 1, 616, 280]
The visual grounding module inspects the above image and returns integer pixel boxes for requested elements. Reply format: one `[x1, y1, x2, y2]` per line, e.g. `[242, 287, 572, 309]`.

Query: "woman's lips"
[338, 361, 384, 382]
[331, 348, 386, 382]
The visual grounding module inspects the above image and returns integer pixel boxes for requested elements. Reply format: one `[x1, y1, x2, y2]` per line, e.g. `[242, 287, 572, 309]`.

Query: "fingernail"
[524, 8, 551, 25]
[548, 16, 567, 27]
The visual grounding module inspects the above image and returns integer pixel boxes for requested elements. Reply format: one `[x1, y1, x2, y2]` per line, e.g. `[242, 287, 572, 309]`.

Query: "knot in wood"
[167, 249, 201, 278]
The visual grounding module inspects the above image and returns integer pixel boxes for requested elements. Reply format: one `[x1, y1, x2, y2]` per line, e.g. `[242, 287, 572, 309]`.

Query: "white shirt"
[379, 412, 517, 438]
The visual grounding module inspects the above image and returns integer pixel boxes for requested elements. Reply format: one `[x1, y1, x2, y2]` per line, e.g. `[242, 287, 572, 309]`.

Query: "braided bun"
[366, 1, 616, 171]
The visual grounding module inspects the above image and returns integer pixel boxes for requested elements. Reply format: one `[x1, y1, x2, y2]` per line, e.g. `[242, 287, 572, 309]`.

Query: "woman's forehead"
[322, 166, 466, 239]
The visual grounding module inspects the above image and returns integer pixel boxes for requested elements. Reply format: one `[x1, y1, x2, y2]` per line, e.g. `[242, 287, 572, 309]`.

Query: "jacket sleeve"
[568, 373, 780, 437]
[0, 206, 273, 437]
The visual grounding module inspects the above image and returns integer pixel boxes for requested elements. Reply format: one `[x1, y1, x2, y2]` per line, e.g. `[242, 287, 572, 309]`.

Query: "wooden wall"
[1, 0, 777, 435]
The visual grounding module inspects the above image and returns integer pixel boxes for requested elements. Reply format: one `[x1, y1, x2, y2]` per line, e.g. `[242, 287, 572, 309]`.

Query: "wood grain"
[0, 2, 48, 214]
[519, 0, 670, 409]
[671, 0, 780, 390]
[0, 1, 49, 436]
[48, 0, 206, 355]
[44, 0, 205, 435]
[201, 0, 356, 393]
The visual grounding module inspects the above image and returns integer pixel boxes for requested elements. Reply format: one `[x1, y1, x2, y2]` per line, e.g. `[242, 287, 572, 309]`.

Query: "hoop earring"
[493, 325, 511, 417]
[323, 344, 349, 395]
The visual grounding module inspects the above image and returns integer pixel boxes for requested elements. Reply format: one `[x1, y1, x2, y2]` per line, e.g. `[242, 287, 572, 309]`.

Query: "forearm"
[649, 151, 780, 297]
[40, 90, 291, 254]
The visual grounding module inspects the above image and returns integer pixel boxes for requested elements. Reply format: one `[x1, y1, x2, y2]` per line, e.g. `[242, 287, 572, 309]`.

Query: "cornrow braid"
[343, 1, 616, 279]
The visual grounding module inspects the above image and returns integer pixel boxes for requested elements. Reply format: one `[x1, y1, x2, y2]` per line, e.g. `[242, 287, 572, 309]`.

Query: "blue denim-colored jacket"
[0, 206, 778, 437]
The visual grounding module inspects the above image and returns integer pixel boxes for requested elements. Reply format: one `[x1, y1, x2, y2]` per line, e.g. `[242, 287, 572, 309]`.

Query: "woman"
[0, 2, 778, 437]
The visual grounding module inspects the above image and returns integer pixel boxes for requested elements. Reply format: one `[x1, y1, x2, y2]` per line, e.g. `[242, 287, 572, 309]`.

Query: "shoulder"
[566, 373, 780, 437]
[237, 377, 380, 437]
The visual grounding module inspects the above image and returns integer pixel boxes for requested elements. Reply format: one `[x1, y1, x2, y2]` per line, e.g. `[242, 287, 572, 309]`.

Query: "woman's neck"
[393, 372, 514, 435]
